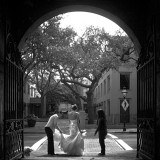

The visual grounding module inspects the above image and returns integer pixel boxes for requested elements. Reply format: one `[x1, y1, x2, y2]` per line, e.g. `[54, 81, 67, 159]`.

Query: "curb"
[108, 133, 133, 151]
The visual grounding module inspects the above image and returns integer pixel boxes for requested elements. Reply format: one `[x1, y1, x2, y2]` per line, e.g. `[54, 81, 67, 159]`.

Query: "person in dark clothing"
[94, 109, 107, 156]
[45, 111, 63, 156]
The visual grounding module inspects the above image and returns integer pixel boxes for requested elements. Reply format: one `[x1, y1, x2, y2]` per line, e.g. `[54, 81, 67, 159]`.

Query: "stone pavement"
[23, 120, 139, 160]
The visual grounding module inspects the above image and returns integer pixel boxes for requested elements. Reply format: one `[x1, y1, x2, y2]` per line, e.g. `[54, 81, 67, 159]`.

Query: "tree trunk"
[76, 96, 82, 110]
[40, 94, 46, 117]
[40, 96, 43, 118]
[87, 93, 94, 124]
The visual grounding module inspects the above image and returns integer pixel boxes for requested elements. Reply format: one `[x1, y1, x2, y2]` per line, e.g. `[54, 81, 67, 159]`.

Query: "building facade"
[94, 64, 137, 124]
[23, 83, 42, 117]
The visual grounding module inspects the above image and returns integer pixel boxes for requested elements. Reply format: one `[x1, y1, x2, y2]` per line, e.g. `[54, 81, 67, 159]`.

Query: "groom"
[45, 110, 63, 156]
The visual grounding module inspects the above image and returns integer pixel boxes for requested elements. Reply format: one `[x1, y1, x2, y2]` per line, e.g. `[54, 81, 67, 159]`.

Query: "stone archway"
[1, 1, 160, 160]
[18, 4, 141, 158]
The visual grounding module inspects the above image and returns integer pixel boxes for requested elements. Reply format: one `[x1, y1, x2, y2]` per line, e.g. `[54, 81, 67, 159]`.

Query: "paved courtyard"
[29, 129, 124, 156]
[23, 119, 139, 160]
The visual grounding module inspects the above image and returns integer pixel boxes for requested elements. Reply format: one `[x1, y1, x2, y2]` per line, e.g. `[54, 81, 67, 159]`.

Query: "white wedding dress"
[59, 119, 84, 156]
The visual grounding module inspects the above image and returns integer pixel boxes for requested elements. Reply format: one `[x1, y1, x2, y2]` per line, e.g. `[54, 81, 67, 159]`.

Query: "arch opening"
[20, 4, 140, 157]
[21, 5, 139, 121]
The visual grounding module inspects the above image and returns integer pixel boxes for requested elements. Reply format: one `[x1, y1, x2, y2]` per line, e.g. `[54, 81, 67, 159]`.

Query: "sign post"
[121, 87, 129, 131]
[120, 99, 129, 131]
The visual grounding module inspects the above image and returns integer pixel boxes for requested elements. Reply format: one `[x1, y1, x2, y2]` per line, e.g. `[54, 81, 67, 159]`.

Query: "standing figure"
[59, 104, 85, 156]
[94, 109, 107, 156]
[45, 110, 63, 156]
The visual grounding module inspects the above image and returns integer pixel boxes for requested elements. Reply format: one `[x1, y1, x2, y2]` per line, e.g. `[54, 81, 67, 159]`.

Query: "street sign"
[120, 99, 130, 123]
[121, 99, 129, 111]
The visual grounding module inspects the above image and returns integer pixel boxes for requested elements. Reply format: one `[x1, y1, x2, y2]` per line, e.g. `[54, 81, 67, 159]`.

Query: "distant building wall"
[94, 64, 137, 124]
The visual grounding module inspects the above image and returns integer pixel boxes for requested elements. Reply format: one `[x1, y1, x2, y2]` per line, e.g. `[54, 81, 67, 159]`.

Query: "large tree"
[21, 15, 76, 83]
[22, 16, 137, 122]
[21, 16, 77, 117]
[28, 61, 60, 117]
[52, 27, 137, 123]
[21, 16, 61, 84]
[46, 83, 78, 108]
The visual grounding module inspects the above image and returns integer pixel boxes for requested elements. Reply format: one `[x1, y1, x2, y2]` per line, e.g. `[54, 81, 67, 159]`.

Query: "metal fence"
[4, 33, 24, 160]
[137, 57, 156, 160]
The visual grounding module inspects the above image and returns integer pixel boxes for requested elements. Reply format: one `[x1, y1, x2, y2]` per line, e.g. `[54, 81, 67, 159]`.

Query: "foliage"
[22, 15, 77, 91]
[109, 29, 138, 64]
[21, 15, 76, 83]
[21, 15, 77, 117]
[21, 25, 47, 84]
[53, 26, 137, 123]
[22, 15, 137, 122]
[46, 83, 77, 106]
[56, 27, 130, 96]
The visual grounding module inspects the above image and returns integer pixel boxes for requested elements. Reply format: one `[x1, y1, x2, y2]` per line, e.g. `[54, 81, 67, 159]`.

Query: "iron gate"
[137, 17, 157, 160]
[137, 58, 156, 159]
[4, 32, 24, 159]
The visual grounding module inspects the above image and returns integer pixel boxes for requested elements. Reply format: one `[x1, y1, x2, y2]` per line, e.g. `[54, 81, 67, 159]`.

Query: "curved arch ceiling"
[18, 5, 141, 53]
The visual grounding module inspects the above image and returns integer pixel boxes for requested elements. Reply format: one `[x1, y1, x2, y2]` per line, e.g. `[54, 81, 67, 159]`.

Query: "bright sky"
[60, 12, 123, 36]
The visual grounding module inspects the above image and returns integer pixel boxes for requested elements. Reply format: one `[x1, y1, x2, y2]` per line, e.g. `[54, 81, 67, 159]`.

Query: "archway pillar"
[137, 12, 160, 160]
[0, 17, 4, 160]
[155, 13, 160, 158]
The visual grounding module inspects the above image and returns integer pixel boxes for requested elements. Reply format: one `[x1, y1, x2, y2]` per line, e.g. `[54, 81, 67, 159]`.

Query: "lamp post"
[121, 87, 128, 131]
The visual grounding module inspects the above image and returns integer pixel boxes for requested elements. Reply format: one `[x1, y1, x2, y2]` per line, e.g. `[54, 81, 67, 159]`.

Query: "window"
[104, 79, 106, 95]
[107, 99, 110, 116]
[107, 75, 110, 92]
[120, 73, 130, 89]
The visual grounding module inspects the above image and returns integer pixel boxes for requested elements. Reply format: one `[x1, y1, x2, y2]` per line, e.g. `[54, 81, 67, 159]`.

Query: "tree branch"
[62, 81, 86, 101]
[61, 78, 90, 88]
[43, 80, 61, 97]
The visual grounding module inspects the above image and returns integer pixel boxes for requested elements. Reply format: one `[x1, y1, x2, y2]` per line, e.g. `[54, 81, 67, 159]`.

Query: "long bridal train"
[59, 120, 86, 156]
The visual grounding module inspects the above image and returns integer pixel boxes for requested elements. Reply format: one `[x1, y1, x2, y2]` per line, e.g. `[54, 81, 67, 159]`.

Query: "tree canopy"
[21, 15, 137, 120]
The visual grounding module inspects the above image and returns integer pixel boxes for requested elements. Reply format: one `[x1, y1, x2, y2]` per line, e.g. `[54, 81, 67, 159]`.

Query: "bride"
[59, 104, 85, 156]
